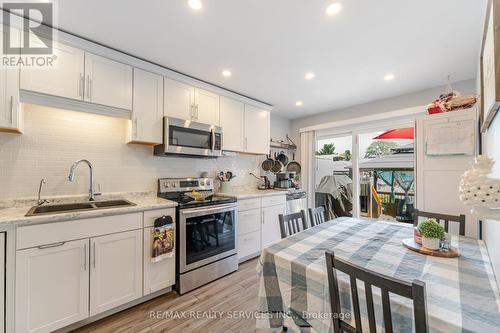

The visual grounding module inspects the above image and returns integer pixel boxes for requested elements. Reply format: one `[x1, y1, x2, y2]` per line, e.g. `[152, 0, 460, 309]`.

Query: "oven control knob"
[200, 180, 205, 186]
[164, 182, 169, 188]
[172, 183, 177, 188]
[206, 180, 211, 186]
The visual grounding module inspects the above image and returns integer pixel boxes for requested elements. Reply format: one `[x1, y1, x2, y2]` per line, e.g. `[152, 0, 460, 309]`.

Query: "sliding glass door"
[315, 134, 353, 219]
[356, 127, 415, 223]
[314, 122, 415, 224]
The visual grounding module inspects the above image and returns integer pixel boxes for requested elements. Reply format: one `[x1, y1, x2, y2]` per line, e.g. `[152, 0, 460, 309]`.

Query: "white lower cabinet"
[15, 213, 150, 333]
[143, 209, 176, 295]
[237, 208, 261, 261]
[15, 239, 90, 333]
[143, 227, 175, 295]
[236, 196, 286, 261]
[90, 230, 143, 316]
[261, 203, 286, 248]
[237, 231, 261, 260]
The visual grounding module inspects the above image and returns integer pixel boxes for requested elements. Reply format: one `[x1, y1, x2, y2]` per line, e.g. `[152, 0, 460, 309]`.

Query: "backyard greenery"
[316, 143, 335, 155]
[364, 140, 398, 158]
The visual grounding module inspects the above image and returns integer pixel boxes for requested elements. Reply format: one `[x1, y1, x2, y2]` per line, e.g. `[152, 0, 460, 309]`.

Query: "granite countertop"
[0, 192, 177, 227]
[216, 188, 290, 199]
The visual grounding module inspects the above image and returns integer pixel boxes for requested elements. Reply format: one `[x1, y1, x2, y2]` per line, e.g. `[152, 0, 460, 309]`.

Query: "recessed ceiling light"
[326, 2, 342, 16]
[188, 0, 202, 11]
[304, 72, 315, 80]
[222, 70, 232, 77]
[295, 101, 303, 107]
[384, 73, 395, 81]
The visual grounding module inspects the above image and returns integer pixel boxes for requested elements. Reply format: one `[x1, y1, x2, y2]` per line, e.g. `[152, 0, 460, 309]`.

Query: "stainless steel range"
[158, 177, 238, 294]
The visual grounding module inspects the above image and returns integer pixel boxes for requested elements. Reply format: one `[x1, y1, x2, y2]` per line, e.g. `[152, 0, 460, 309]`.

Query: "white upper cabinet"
[164, 78, 195, 120]
[84, 53, 133, 110]
[0, 54, 21, 133]
[90, 230, 142, 316]
[129, 68, 164, 144]
[15, 239, 90, 333]
[244, 105, 270, 154]
[194, 88, 220, 125]
[164, 79, 219, 125]
[0, 26, 21, 133]
[20, 42, 85, 101]
[220, 96, 244, 151]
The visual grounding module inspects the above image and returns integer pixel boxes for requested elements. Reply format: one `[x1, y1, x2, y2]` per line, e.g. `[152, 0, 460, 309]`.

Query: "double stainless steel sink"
[25, 199, 136, 216]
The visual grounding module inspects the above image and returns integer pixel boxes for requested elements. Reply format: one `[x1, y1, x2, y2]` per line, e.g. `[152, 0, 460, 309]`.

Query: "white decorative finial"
[459, 155, 500, 218]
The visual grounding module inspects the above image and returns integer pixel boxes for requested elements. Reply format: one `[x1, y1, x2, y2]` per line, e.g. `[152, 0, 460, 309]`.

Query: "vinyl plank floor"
[71, 258, 287, 333]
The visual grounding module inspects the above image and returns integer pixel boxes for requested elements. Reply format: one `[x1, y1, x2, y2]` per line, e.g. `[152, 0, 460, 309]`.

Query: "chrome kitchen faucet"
[68, 159, 100, 201]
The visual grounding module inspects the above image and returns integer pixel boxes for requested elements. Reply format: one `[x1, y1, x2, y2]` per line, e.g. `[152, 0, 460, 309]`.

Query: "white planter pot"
[422, 237, 440, 250]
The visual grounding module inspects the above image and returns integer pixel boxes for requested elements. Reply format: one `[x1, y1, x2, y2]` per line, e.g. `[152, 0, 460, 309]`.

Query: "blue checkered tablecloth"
[256, 217, 500, 332]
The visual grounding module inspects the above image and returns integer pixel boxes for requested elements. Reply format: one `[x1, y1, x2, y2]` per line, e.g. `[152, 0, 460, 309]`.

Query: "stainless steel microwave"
[154, 116, 222, 158]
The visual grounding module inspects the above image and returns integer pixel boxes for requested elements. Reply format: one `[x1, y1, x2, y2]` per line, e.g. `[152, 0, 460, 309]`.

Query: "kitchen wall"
[0, 104, 265, 200]
[270, 114, 292, 143]
[289, 79, 476, 158]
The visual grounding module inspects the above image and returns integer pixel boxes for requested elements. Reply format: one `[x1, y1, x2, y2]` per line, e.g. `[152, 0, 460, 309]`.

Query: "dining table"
[256, 217, 500, 333]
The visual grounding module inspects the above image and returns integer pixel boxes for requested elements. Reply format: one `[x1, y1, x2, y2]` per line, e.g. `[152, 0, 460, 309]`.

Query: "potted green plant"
[417, 219, 445, 250]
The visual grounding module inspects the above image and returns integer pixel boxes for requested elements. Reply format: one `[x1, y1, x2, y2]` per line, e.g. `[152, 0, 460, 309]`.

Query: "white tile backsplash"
[0, 104, 263, 199]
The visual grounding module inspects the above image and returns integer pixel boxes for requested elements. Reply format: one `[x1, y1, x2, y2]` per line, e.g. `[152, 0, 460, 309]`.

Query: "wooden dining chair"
[308, 206, 326, 227]
[413, 209, 466, 236]
[325, 251, 428, 333]
[278, 210, 308, 239]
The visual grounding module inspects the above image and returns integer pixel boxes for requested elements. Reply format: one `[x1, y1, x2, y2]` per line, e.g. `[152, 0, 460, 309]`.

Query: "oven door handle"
[181, 203, 237, 217]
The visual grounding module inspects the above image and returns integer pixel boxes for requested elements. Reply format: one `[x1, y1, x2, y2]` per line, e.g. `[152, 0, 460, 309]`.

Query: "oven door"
[179, 203, 237, 273]
[164, 117, 222, 157]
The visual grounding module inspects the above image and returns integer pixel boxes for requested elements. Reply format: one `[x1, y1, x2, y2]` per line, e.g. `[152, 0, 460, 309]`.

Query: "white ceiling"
[53, 0, 486, 119]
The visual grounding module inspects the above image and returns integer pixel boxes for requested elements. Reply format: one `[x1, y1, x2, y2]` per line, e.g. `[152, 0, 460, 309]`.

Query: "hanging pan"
[271, 156, 284, 174]
[286, 153, 301, 174]
[261, 152, 274, 172]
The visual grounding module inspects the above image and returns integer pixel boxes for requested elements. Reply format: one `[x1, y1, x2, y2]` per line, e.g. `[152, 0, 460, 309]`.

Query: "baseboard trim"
[53, 286, 173, 333]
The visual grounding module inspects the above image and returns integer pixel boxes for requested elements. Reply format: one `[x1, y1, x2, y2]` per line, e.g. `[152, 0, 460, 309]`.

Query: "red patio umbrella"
[373, 127, 414, 140]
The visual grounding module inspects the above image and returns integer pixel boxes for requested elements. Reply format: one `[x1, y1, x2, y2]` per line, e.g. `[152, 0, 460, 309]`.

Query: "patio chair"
[325, 251, 428, 333]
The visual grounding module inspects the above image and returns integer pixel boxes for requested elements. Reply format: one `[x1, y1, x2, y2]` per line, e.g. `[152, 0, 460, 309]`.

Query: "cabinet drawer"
[143, 208, 176, 228]
[17, 213, 142, 250]
[237, 231, 261, 260]
[237, 198, 261, 211]
[261, 195, 286, 208]
[237, 208, 261, 236]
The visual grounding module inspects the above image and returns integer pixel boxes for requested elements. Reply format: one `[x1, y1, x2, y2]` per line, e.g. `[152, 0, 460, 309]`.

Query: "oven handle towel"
[151, 215, 174, 263]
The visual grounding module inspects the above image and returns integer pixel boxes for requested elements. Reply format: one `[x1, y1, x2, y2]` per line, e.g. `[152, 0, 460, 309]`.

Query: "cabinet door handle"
[9, 96, 14, 124]
[89, 78, 93, 100]
[78, 73, 84, 98]
[38, 241, 65, 249]
[83, 243, 87, 271]
[134, 117, 138, 137]
[92, 242, 96, 268]
[196, 105, 199, 120]
[86, 75, 91, 99]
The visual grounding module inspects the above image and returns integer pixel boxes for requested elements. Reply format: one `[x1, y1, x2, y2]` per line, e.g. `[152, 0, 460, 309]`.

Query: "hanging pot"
[276, 151, 289, 165]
